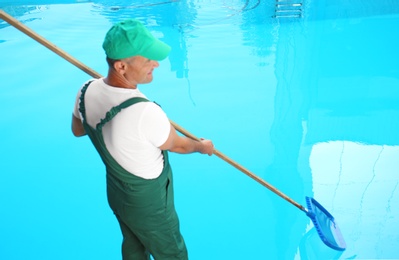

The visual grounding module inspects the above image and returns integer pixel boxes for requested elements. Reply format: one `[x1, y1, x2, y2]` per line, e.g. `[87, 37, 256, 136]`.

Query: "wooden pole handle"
[1, 10, 306, 212]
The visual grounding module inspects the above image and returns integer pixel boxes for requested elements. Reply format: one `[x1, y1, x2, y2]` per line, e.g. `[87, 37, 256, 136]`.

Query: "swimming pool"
[1, 0, 398, 259]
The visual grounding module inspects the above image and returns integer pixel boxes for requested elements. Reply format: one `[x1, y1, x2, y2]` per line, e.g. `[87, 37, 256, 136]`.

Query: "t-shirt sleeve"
[73, 80, 94, 119]
[73, 90, 82, 119]
[140, 103, 171, 147]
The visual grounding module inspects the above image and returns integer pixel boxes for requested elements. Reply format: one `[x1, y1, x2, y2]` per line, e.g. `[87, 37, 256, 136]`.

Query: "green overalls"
[79, 81, 188, 260]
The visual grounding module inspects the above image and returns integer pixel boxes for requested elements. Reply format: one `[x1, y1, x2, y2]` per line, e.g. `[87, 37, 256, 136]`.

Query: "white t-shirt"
[73, 78, 171, 179]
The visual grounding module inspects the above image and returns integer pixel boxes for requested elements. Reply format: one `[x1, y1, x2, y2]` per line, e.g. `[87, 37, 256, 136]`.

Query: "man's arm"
[159, 124, 214, 156]
[71, 114, 86, 137]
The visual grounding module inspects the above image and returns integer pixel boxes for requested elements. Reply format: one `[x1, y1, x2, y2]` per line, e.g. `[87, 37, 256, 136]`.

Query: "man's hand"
[198, 138, 214, 156]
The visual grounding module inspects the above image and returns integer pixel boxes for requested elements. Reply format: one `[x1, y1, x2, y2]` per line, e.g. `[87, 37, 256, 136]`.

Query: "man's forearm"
[168, 137, 203, 154]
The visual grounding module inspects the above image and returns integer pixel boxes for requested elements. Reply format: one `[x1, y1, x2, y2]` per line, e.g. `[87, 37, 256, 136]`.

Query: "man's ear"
[113, 60, 126, 73]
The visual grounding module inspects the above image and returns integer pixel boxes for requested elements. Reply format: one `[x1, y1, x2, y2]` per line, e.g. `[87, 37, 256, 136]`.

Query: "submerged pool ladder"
[274, 0, 303, 18]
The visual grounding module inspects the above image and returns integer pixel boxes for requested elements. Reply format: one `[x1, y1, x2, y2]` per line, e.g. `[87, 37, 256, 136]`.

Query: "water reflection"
[269, 0, 399, 258]
[299, 228, 344, 259]
[0, 5, 44, 30]
[266, 13, 313, 259]
[309, 0, 399, 21]
[0, 0, 92, 27]
[239, 0, 275, 60]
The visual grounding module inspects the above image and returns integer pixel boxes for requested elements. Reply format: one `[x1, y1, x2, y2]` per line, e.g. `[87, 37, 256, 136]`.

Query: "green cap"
[102, 19, 171, 61]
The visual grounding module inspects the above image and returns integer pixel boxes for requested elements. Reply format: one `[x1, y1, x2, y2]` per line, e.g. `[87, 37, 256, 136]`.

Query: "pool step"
[274, 0, 303, 18]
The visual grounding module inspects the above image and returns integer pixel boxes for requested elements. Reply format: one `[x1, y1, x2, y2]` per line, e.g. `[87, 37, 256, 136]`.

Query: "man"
[71, 19, 214, 260]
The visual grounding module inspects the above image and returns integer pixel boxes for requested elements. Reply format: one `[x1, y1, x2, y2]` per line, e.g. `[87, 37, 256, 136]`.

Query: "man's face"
[122, 56, 159, 85]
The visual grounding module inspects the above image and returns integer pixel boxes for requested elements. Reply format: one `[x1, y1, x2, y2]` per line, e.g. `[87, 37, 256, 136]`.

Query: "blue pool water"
[1, 0, 399, 259]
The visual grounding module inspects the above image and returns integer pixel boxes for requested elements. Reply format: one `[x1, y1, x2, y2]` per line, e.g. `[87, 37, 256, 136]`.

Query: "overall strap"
[78, 80, 150, 131]
[96, 97, 149, 132]
[78, 80, 94, 123]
